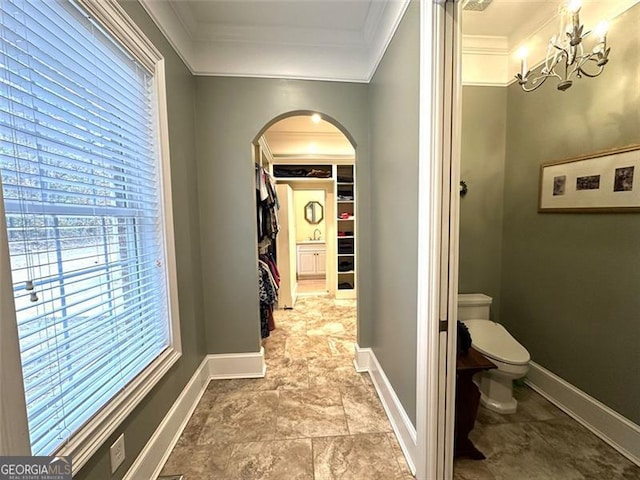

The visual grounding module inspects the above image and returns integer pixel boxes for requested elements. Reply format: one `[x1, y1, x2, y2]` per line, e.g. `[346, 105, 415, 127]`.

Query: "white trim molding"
[125, 349, 268, 479]
[526, 361, 640, 466]
[355, 345, 417, 476]
[123, 357, 210, 480]
[353, 345, 371, 373]
[208, 347, 266, 379]
[461, 35, 509, 87]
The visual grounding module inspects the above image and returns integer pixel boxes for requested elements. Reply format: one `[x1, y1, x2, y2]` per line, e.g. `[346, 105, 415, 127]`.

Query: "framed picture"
[539, 145, 640, 213]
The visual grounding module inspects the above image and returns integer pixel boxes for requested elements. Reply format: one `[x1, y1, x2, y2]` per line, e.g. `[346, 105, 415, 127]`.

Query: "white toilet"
[458, 293, 530, 414]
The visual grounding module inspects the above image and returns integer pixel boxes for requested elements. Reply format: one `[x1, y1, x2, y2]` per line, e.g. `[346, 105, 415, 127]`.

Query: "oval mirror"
[304, 201, 324, 224]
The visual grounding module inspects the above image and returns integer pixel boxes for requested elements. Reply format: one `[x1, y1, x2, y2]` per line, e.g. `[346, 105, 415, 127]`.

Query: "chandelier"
[516, 0, 610, 92]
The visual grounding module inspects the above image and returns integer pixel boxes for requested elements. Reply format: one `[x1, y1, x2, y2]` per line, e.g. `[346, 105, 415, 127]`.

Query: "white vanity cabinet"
[297, 242, 326, 278]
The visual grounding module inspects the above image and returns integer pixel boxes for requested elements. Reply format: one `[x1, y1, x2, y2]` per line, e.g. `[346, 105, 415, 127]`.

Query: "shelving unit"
[336, 164, 355, 298]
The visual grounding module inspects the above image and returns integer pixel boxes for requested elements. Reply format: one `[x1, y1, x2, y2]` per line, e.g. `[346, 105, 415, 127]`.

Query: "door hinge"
[439, 320, 448, 332]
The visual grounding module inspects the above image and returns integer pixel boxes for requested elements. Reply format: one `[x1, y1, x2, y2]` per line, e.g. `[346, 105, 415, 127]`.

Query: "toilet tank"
[458, 293, 492, 320]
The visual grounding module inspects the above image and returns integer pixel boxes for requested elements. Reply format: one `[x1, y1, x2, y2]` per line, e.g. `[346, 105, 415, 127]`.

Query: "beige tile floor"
[296, 278, 328, 294]
[454, 385, 640, 480]
[160, 294, 414, 480]
[160, 294, 640, 480]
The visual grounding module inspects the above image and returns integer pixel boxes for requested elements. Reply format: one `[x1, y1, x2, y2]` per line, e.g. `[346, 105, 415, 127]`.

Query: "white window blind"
[0, 0, 170, 456]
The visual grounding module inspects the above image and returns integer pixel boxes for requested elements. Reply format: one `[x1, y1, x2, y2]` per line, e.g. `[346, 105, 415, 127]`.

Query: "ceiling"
[138, 0, 638, 153]
[139, 0, 410, 82]
[262, 115, 354, 159]
[140, 0, 637, 86]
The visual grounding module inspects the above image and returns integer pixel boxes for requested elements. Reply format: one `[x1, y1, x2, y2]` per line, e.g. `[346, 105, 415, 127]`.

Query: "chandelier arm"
[517, 2, 610, 93]
[577, 62, 605, 78]
[520, 75, 549, 92]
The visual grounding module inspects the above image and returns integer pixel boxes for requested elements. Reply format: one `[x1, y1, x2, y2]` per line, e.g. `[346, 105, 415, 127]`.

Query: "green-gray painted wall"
[193, 77, 372, 353]
[459, 86, 507, 321]
[369, 0, 419, 425]
[501, 4, 640, 423]
[75, 2, 206, 478]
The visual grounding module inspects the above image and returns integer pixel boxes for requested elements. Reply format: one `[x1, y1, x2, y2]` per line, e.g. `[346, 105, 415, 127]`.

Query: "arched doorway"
[252, 110, 359, 357]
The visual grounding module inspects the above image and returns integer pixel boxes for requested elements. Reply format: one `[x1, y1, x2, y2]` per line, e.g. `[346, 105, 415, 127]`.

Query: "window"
[0, 0, 180, 466]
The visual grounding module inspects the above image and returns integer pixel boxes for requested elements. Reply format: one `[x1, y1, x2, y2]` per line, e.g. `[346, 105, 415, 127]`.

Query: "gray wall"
[194, 77, 372, 353]
[501, 4, 640, 423]
[76, 2, 206, 478]
[459, 86, 507, 320]
[369, 1, 419, 425]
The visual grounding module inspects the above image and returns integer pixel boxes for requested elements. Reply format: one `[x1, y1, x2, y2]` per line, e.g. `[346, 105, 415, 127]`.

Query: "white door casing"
[415, 0, 459, 479]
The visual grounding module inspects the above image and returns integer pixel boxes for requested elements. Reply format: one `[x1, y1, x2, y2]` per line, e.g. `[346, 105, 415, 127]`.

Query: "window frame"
[0, 0, 182, 473]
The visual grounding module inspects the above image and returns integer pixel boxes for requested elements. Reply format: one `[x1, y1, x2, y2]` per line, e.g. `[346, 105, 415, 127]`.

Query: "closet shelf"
[336, 164, 356, 300]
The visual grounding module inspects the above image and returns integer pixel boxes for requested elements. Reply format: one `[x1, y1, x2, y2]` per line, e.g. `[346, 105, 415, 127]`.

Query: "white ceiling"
[138, 0, 639, 86]
[263, 115, 354, 158]
[139, 0, 410, 82]
[137, 0, 638, 154]
[463, 1, 558, 39]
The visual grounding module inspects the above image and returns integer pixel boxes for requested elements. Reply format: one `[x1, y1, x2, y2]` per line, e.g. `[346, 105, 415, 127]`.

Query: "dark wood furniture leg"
[454, 347, 496, 460]
[455, 370, 485, 459]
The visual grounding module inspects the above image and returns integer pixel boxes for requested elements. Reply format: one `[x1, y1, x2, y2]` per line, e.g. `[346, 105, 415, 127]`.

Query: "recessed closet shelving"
[272, 164, 332, 179]
[336, 164, 355, 297]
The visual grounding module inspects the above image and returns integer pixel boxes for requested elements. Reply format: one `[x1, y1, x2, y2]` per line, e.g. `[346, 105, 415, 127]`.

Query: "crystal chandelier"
[516, 0, 611, 92]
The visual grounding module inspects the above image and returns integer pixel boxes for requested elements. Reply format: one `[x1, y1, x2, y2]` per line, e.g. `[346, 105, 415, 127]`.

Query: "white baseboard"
[208, 347, 266, 379]
[526, 361, 640, 466]
[123, 357, 210, 480]
[355, 344, 417, 475]
[125, 348, 267, 479]
[353, 345, 371, 372]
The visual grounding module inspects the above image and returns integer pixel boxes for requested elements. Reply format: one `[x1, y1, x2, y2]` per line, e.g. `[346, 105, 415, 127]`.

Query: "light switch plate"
[109, 433, 126, 473]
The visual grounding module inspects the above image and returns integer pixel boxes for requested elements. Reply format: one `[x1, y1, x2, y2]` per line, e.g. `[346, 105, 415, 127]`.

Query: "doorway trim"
[415, 1, 460, 479]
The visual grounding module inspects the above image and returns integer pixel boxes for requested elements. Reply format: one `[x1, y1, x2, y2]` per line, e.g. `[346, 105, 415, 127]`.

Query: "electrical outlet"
[110, 434, 126, 473]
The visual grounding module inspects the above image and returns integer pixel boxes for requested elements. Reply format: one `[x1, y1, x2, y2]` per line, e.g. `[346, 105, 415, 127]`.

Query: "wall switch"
[110, 434, 126, 473]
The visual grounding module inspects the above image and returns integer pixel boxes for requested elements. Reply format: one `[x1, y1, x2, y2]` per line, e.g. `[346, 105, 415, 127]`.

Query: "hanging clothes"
[255, 165, 279, 244]
[256, 164, 280, 338]
[258, 260, 278, 338]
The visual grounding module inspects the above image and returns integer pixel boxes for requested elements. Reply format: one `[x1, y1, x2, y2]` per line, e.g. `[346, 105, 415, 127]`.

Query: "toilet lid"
[463, 320, 530, 365]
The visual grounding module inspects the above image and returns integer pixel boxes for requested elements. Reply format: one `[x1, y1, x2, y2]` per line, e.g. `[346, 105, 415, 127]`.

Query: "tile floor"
[160, 294, 414, 480]
[296, 278, 328, 294]
[454, 386, 640, 480]
[160, 294, 640, 480]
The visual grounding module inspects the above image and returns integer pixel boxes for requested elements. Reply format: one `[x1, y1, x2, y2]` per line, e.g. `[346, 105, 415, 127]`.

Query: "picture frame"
[539, 144, 640, 213]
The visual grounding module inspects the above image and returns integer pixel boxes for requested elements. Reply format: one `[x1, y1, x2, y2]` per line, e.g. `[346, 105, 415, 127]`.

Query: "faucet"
[313, 228, 322, 240]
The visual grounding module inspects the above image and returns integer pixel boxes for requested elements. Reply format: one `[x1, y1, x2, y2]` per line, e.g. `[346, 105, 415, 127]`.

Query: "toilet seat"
[463, 319, 530, 365]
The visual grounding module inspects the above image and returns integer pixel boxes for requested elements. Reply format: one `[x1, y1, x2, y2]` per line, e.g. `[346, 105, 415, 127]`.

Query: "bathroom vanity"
[296, 241, 326, 278]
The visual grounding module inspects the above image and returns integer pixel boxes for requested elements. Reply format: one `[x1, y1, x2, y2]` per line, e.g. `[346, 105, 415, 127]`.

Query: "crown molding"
[462, 35, 509, 86]
[266, 131, 349, 140]
[138, 0, 195, 72]
[138, 0, 409, 82]
[366, 0, 411, 81]
[462, 35, 508, 55]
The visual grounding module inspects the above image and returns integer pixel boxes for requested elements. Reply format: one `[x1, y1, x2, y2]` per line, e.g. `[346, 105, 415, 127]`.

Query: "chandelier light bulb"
[516, 46, 529, 60]
[594, 20, 609, 41]
[568, 0, 582, 13]
[311, 113, 321, 123]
